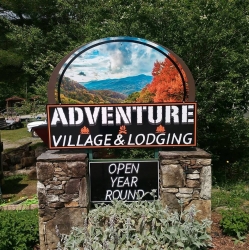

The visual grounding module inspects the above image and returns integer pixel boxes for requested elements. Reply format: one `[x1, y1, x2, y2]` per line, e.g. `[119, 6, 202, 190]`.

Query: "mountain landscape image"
[58, 74, 153, 104]
[81, 74, 153, 96]
[56, 38, 189, 104]
[58, 76, 128, 104]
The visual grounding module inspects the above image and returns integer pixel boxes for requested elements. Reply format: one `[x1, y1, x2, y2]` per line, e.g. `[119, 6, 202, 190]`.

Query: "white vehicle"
[27, 119, 47, 137]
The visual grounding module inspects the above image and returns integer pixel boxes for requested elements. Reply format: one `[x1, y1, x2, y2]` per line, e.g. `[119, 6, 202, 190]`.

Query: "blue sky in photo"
[60, 37, 168, 83]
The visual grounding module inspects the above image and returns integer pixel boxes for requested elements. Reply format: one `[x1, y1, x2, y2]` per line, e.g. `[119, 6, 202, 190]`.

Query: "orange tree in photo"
[136, 86, 154, 103]
[144, 55, 189, 103]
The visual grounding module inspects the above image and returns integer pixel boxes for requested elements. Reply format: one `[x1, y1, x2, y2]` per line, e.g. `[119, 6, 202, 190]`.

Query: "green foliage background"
[0, 209, 39, 250]
[1, 0, 249, 182]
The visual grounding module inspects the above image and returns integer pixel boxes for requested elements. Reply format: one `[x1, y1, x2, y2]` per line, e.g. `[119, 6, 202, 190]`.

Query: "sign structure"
[42, 37, 198, 202]
[89, 160, 159, 202]
[47, 103, 196, 149]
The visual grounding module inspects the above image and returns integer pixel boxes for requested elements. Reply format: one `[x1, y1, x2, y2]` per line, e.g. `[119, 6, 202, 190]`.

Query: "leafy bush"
[212, 156, 249, 184]
[220, 208, 249, 237]
[57, 195, 212, 250]
[0, 209, 39, 250]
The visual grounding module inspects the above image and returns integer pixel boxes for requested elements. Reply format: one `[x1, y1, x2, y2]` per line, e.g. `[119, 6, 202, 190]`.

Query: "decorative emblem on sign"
[80, 126, 90, 134]
[119, 125, 127, 134]
[156, 125, 166, 133]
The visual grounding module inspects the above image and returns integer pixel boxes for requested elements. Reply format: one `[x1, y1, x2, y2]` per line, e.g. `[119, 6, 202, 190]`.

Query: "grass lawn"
[0, 175, 37, 204]
[0, 127, 30, 142]
[212, 182, 249, 211]
[0, 125, 44, 153]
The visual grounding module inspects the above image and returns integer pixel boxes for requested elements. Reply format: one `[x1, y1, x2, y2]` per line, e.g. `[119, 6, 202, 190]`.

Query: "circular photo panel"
[48, 37, 195, 104]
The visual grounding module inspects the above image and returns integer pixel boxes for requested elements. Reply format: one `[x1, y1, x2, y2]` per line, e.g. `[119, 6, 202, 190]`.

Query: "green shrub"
[0, 209, 39, 250]
[212, 182, 249, 210]
[57, 196, 212, 250]
[220, 208, 249, 237]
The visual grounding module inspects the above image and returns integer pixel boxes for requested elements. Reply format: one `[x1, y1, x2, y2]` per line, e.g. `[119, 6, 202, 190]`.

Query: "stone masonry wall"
[159, 148, 212, 221]
[36, 150, 89, 250]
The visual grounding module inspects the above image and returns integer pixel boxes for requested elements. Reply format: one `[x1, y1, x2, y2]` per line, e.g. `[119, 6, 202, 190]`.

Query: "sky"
[59, 37, 168, 83]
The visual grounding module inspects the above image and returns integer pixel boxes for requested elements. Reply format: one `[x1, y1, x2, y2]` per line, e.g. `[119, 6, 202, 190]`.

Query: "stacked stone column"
[159, 148, 212, 221]
[36, 150, 89, 250]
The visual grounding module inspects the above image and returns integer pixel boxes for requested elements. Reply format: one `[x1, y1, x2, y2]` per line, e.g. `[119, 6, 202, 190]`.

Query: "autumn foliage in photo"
[137, 54, 189, 103]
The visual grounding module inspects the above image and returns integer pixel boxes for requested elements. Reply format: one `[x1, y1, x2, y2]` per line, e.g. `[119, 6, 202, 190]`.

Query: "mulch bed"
[211, 212, 249, 249]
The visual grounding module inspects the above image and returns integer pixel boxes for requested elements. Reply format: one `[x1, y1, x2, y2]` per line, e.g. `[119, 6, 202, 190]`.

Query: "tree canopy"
[1, 0, 249, 181]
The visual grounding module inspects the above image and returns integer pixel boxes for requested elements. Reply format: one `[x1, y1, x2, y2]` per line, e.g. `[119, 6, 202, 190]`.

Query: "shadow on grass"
[1, 175, 29, 197]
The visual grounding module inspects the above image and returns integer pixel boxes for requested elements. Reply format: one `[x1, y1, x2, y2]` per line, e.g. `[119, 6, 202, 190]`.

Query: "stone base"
[159, 148, 211, 219]
[36, 150, 89, 250]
